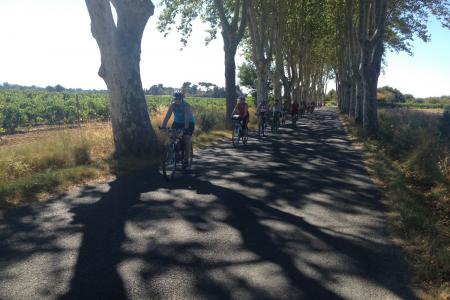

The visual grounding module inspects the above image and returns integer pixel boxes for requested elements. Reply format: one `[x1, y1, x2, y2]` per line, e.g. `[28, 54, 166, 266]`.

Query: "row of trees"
[145, 82, 232, 98]
[84, 0, 449, 156]
[334, 0, 449, 134]
[0, 82, 106, 93]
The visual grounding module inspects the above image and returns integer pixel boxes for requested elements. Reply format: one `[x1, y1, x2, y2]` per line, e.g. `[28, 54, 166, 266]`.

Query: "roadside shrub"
[197, 113, 215, 132]
[439, 106, 450, 140]
[74, 144, 92, 165]
[197, 111, 226, 132]
[194, 106, 226, 133]
[405, 137, 443, 186]
[378, 109, 447, 186]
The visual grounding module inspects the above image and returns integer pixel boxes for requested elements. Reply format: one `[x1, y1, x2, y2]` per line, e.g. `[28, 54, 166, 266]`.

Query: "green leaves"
[158, 0, 219, 46]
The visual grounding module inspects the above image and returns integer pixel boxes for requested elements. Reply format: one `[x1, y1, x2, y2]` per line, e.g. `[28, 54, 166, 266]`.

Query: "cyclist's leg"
[243, 115, 249, 130]
[258, 113, 263, 131]
[261, 113, 267, 134]
[238, 118, 244, 136]
[183, 123, 194, 162]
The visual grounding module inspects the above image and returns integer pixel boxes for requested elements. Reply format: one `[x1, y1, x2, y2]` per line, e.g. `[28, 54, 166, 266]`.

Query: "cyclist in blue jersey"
[161, 91, 195, 166]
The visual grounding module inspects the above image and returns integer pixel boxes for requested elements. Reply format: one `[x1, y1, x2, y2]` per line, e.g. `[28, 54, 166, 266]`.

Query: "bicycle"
[272, 112, 281, 133]
[281, 109, 288, 125]
[231, 115, 248, 147]
[159, 127, 193, 180]
[258, 113, 267, 137]
[292, 112, 299, 128]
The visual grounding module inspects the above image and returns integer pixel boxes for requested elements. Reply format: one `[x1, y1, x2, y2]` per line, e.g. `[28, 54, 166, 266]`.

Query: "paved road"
[0, 108, 417, 300]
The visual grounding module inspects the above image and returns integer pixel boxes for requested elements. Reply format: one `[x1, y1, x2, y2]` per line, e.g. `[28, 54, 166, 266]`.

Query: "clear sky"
[0, 0, 449, 98]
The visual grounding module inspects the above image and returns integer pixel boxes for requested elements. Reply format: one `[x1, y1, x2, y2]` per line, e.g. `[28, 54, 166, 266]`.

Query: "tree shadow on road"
[0, 108, 418, 300]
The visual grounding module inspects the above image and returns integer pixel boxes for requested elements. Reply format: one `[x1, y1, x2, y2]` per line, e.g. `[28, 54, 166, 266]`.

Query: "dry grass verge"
[342, 108, 449, 300]
[0, 105, 244, 208]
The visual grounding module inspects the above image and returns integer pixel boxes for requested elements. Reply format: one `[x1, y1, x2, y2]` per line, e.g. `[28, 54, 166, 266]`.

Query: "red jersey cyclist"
[231, 95, 249, 130]
[291, 100, 299, 119]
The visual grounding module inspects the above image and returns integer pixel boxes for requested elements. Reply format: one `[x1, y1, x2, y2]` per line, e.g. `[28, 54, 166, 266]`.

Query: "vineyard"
[0, 90, 227, 134]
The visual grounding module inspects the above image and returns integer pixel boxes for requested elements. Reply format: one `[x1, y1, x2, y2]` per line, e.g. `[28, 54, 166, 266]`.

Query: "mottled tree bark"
[85, 0, 156, 157]
[247, 0, 273, 105]
[358, 0, 388, 135]
[215, 0, 248, 121]
[354, 75, 364, 124]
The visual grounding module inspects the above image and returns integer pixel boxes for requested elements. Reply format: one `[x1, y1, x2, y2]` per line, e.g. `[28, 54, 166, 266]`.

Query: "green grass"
[0, 164, 107, 208]
[343, 109, 449, 298]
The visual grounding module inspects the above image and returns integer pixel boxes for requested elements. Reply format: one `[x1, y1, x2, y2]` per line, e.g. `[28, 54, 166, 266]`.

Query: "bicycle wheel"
[162, 145, 176, 180]
[272, 117, 278, 133]
[232, 125, 240, 147]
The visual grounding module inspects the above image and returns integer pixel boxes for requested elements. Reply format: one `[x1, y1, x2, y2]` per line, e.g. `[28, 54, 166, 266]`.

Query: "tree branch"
[85, 0, 116, 47]
[236, 0, 248, 44]
[213, 0, 231, 33]
[231, 0, 241, 31]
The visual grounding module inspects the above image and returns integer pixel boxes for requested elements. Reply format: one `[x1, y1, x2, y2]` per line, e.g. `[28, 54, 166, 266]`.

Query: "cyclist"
[231, 95, 249, 130]
[299, 101, 305, 117]
[282, 98, 290, 124]
[161, 90, 195, 167]
[291, 100, 299, 120]
[257, 99, 269, 135]
[272, 99, 282, 131]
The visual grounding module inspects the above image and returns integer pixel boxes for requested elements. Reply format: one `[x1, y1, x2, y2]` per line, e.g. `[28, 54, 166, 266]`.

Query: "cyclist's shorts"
[172, 122, 195, 136]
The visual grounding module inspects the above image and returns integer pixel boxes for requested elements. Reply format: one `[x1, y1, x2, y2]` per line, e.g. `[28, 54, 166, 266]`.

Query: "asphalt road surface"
[0, 108, 417, 300]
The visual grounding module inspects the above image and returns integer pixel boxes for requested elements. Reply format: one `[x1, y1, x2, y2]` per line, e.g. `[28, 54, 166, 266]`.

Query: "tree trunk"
[273, 71, 282, 101]
[282, 79, 292, 102]
[247, 1, 272, 105]
[349, 81, 356, 117]
[345, 82, 351, 114]
[358, 0, 388, 135]
[273, 36, 283, 101]
[363, 70, 379, 134]
[282, 56, 294, 102]
[256, 61, 270, 104]
[354, 76, 363, 124]
[362, 39, 384, 134]
[85, 0, 156, 157]
[224, 48, 237, 121]
[215, 0, 248, 123]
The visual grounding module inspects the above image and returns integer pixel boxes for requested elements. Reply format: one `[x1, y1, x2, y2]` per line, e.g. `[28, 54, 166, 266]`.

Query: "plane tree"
[84, 0, 157, 156]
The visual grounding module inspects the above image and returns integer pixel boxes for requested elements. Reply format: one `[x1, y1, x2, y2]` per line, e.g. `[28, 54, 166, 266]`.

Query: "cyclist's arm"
[231, 104, 238, 116]
[161, 104, 174, 128]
